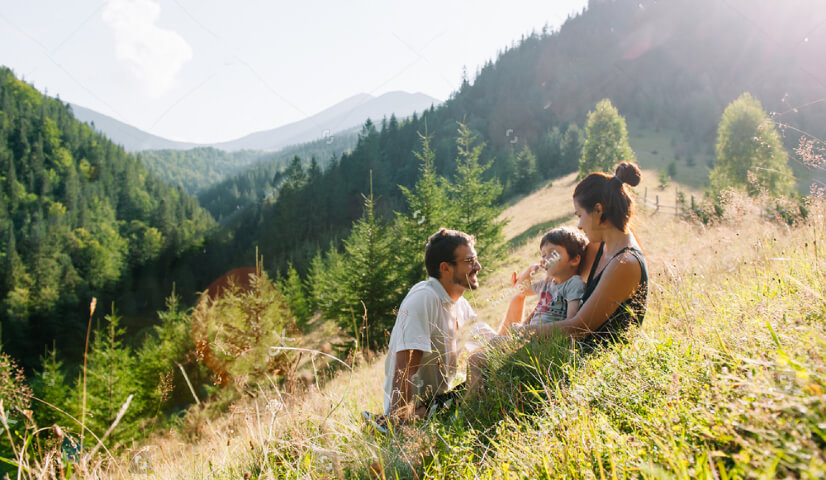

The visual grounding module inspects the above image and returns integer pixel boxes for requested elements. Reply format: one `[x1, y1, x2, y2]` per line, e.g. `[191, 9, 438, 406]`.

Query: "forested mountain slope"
[186, 0, 825, 282]
[135, 128, 357, 203]
[0, 68, 215, 367]
[136, 148, 268, 195]
[197, 129, 358, 221]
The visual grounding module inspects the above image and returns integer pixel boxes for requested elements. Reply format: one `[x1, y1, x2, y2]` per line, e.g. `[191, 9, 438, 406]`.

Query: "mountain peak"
[71, 91, 440, 152]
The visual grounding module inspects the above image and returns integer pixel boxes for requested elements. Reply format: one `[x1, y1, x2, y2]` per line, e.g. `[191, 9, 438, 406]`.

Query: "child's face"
[540, 243, 579, 280]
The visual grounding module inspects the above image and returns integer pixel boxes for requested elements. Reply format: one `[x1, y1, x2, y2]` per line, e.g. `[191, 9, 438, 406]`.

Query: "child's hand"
[516, 264, 542, 283]
[512, 264, 541, 295]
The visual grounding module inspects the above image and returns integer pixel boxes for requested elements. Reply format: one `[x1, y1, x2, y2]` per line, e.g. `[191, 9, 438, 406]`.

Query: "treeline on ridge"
[190, 0, 825, 280]
[0, 67, 215, 368]
[195, 129, 358, 222]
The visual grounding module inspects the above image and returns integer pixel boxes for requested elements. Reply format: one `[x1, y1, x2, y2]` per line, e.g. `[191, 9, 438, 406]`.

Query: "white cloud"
[102, 0, 192, 97]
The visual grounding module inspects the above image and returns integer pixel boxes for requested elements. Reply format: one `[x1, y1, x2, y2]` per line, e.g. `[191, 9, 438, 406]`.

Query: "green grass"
[147, 197, 822, 480]
[507, 215, 569, 249]
[351, 197, 826, 479]
[25, 184, 823, 480]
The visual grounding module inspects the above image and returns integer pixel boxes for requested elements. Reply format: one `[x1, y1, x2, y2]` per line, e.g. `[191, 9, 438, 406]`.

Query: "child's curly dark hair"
[540, 226, 588, 273]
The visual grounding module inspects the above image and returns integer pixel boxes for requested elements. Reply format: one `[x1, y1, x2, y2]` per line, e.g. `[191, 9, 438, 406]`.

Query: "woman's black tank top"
[580, 242, 649, 349]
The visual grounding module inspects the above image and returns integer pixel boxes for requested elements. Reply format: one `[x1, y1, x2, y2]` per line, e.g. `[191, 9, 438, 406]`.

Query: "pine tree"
[395, 128, 451, 285]
[6, 154, 19, 212]
[579, 99, 636, 178]
[511, 145, 540, 194]
[326, 177, 400, 350]
[307, 242, 345, 317]
[136, 292, 205, 414]
[3, 226, 32, 321]
[31, 346, 71, 427]
[280, 263, 311, 327]
[193, 260, 297, 387]
[536, 127, 562, 179]
[449, 123, 507, 273]
[710, 92, 793, 197]
[305, 249, 325, 314]
[560, 123, 584, 174]
[75, 307, 144, 446]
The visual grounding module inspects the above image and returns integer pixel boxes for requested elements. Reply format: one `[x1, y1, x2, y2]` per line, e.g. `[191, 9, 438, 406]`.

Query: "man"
[363, 228, 481, 432]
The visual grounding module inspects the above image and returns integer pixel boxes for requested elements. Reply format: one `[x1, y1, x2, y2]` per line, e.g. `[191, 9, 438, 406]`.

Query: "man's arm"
[389, 349, 424, 421]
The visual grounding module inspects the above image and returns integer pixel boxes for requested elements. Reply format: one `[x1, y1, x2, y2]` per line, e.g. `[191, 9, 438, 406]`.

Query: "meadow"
[35, 170, 817, 479]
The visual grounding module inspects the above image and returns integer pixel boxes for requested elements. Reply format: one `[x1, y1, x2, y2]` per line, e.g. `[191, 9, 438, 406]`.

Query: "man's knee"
[468, 350, 489, 369]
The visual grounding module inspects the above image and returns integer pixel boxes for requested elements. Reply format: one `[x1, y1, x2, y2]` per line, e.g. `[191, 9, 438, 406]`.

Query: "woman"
[514, 161, 648, 346]
[466, 162, 647, 392]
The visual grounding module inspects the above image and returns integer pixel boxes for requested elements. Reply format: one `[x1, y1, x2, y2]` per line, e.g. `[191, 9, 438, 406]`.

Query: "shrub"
[192, 261, 298, 390]
[0, 351, 33, 475]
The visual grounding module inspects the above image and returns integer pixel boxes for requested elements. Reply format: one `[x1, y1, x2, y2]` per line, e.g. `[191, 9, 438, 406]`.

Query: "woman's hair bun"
[615, 162, 642, 187]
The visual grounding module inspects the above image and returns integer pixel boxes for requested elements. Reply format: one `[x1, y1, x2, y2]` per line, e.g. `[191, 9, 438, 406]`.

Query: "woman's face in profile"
[574, 198, 599, 242]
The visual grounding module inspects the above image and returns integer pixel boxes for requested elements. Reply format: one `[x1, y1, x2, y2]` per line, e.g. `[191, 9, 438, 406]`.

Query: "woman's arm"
[524, 252, 642, 339]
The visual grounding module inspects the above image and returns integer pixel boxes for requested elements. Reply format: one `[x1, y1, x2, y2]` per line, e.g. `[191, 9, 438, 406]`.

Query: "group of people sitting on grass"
[363, 162, 649, 432]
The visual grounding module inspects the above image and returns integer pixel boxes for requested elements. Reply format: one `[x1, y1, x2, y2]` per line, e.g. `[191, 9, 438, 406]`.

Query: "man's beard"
[453, 270, 479, 290]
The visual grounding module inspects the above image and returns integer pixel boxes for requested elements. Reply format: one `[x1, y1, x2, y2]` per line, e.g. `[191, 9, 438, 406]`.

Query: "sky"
[0, 0, 588, 144]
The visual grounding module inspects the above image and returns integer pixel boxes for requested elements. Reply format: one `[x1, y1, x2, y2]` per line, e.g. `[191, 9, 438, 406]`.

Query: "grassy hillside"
[72, 173, 824, 479]
[628, 129, 713, 189]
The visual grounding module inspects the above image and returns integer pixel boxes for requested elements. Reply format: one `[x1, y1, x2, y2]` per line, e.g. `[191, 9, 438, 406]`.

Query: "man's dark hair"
[540, 227, 588, 273]
[425, 228, 475, 279]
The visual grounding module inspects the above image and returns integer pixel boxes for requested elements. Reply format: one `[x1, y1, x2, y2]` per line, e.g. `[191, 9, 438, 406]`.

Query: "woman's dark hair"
[425, 228, 475, 279]
[573, 162, 642, 233]
[540, 226, 589, 273]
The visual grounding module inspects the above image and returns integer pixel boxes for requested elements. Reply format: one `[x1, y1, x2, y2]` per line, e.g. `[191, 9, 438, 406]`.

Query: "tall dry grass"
[8, 177, 824, 479]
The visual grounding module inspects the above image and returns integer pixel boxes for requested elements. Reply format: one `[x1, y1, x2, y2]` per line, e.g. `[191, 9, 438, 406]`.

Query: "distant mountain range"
[69, 103, 198, 151]
[69, 91, 440, 152]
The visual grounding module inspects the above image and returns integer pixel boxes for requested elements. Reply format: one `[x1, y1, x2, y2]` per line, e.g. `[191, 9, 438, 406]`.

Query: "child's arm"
[563, 278, 586, 320]
[513, 265, 542, 297]
[565, 299, 581, 320]
[497, 266, 543, 335]
[497, 291, 528, 335]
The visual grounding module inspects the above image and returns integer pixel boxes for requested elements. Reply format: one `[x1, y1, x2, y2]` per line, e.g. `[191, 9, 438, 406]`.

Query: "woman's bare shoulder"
[603, 250, 643, 284]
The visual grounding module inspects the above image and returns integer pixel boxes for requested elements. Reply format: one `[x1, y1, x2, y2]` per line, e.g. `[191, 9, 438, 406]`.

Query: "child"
[498, 226, 588, 333]
[466, 226, 588, 394]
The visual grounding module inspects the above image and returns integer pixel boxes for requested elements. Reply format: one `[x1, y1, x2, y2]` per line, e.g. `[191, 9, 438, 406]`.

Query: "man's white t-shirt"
[382, 277, 477, 414]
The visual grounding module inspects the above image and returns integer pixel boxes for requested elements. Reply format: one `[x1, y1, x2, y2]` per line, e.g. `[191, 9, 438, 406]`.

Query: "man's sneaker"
[425, 383, 465, 420]
[361, 411, 389, 434]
